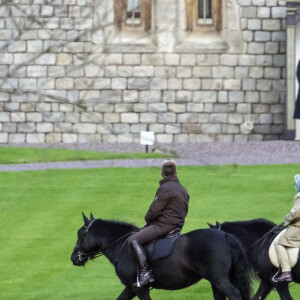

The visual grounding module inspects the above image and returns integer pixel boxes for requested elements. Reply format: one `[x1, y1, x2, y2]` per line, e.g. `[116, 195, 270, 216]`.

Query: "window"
[185, 0, 222, 31]
[114, 0, 152, 31]
[126, 0, 141, 25]
[197, 0, 213, 25]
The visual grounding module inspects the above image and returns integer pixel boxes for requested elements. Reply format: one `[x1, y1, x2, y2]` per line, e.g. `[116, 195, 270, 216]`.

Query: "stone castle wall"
[0, 0, 286, 144]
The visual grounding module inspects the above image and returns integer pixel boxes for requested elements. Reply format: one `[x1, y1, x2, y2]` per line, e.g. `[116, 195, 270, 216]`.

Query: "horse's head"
[71, 212, 97, 267]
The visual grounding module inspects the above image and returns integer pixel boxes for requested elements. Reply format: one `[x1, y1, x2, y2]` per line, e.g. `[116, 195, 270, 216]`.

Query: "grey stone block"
[36, 122, 53, 133]
[97, 123, 113, 134]
[123, 54, 140, 65]
[168, 104, 186, 113]
[202, 79, 222, 90]
[157, 113, 176, 123]
[193, 91, 217, 103]
[128, 78, 149, 90]
[0, 133, 8, 143]
[177, 67, 192, 78]
[222, 124, 240, 134]
[140, 113, 157, 123]
[229, 91, 244, 103]
[142, 54, 164, 66]
[104, 113, 120, 123]
[149, 78, 168, 90]
[115, 104, 133, 113]
[176, 91, 192, 102]
[27, 133, 45, 143]
[156, 134, 173, 143]
[9, 133, 26, 143]
[121, 113, 139, 123]
[166, 124, 181, 134]
[17, 123, 35, 133]
[177, 113, 198, 123]
[148, 103, 167, 112]
[212, 66, 234, 79]
[193, 67, 212, 78]
[113, 123, 130, 134]
[73, 123, 97, 133]
[46, 133, 62, 143]
[210, 113, 228, 123]
[139, 91, 161, 103]
[162, 91, 176, 103]
[183, 79, 201, 90]
[187, 103, 204, 112]
[62, 133, 78, 143]
[133, 66, 154, 77]
[124, 90, 139, 103]
[168, 78, 183, 90]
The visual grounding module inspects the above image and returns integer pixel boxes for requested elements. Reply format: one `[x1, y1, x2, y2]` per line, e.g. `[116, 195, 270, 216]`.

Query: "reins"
[78, 230, 136, 262]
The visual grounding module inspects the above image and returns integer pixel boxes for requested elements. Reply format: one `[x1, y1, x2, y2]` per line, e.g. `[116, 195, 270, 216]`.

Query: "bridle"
[75, 221, 135, 263]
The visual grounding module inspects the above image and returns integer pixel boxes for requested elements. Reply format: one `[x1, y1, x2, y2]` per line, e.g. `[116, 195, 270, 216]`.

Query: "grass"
[0, 147, 170, 164]
[1, 164, 300, 299]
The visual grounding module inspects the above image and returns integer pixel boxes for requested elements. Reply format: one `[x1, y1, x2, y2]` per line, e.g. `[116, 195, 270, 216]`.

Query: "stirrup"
[272, 271, 280, 283]
[134, 271, 155, 287]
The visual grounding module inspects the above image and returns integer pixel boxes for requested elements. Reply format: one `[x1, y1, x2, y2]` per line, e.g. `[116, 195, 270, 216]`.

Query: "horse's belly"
[152, 273, 201, 290]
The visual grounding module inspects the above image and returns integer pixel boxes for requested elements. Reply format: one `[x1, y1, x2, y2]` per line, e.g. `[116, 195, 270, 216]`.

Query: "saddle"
[144, 228, 181, 262]
[269, 228, 300, 268]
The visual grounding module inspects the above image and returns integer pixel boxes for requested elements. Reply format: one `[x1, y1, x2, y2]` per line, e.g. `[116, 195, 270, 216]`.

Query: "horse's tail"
[225, 233, 252, 300]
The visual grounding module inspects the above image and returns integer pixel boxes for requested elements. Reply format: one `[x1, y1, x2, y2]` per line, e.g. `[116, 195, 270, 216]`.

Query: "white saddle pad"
[269, 228, 300, 268]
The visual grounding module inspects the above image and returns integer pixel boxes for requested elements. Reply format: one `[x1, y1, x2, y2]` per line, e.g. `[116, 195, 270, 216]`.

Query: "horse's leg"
[211, 284, 226, 300]
[252, 282, 272, 300]
[212, 279, 243, 300]
[134, 288, 151, 300]
[275, 285, 293, 300]
[116, 286, 136, 300]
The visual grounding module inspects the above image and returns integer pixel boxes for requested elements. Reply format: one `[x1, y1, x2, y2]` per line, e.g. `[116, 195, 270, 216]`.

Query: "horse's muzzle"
[71, 246, 86, 266]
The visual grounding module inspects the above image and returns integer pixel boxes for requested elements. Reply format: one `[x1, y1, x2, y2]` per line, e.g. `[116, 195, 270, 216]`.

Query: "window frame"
[114, 0, 152, 32]
[185, 0, 222, 31]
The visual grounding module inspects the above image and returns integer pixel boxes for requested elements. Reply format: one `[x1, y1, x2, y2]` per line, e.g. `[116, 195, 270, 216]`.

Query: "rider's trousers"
[274, 242, 291, 272]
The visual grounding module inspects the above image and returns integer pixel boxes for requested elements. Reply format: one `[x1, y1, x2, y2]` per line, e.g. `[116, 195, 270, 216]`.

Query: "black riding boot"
[130, 240, 155, 287]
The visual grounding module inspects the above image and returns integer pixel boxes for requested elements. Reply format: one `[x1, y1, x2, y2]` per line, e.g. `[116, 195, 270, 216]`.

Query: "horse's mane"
[92, 218, 138, 238]
[222, 218, 276, 237]
[224, 218, 276, 228]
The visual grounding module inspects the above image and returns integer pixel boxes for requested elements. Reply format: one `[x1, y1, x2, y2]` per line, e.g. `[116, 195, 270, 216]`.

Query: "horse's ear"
[90, 213, 94, 221]
[207, 222, 214, 228]
[216, 221, 221, 227]
[82, 212, 90, 226]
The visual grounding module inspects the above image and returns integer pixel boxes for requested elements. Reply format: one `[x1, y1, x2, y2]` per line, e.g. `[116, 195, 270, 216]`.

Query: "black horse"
[209, 218, 300, 300]
[71, 213, 251, 300]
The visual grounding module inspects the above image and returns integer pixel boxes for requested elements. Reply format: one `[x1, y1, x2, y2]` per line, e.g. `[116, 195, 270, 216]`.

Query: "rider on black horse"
[273, 174, 300, 283]
[128, 159, 190, 287]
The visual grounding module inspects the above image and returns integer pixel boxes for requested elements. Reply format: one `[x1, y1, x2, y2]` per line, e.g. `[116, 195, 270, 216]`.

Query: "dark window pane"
[198, 0, 212, 24]
[198, 0, 204, 18]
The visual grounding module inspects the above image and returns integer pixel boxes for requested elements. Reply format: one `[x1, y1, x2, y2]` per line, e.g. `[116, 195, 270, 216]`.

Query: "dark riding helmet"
[161, 159, 177, 177]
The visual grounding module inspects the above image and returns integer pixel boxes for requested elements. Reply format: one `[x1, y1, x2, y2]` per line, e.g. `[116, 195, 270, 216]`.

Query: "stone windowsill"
[176, 30, 228, 54]
[106, 29, 157, 53]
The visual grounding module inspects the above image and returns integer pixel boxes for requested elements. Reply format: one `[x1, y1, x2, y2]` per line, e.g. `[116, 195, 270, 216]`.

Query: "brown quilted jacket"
[144, 175, 189, 228]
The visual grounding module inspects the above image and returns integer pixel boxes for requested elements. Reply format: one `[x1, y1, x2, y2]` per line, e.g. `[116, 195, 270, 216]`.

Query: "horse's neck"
[101, 236, 127, 266]
[93, 222, 135, 266]
[222, 224, 268, 249]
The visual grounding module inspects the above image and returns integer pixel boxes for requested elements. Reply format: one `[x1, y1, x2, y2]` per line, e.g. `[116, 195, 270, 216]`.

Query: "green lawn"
[0, 147, 170, 164]
[1, 164, 300, 299]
